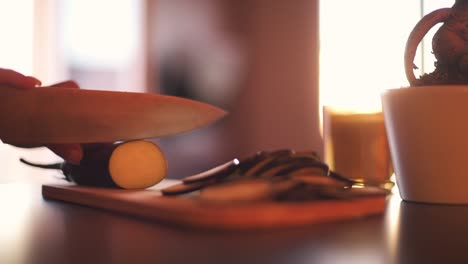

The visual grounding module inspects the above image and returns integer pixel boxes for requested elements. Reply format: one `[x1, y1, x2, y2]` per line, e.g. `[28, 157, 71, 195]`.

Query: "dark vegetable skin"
[20, 141, 167, 189]
[69, 143, 119, 187]
[21, 143, 120, 187]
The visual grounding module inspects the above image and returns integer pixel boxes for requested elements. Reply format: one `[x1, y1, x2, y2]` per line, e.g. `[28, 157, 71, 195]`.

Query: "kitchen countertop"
[2, 146, 468, 263]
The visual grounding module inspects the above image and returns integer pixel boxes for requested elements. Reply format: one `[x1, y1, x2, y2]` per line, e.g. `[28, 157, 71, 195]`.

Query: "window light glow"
[319, 0, 421, 113]
[0, 0, 34, 74]
[62, 0, 141, 69]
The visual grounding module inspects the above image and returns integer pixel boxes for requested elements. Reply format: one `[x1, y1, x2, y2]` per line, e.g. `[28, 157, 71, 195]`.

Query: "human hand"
[0, 68, 41, 89]
[0, 68, 83, 164]
[45, 81, 83, 164]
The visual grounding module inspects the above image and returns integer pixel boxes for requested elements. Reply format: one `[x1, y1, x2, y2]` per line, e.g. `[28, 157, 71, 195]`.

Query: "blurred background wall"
[0, 0, 452, 182]
[2, 0, 322, 180]
[153, 0, 321, 178]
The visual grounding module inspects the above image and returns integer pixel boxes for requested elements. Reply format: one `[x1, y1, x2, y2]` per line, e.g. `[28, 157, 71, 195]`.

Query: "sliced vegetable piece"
[161, 181, 209, 196]
[318, 185, 389, 200]
[199, 179, 298, 203]
[109, 140, 167, 189]
[182, 159, 239, 183]
[290, 174, 350, 188]
[21, 140, 167, 189]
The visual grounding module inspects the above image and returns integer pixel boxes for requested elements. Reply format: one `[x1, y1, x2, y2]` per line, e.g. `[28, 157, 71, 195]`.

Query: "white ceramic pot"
[382, 85, 468, 204]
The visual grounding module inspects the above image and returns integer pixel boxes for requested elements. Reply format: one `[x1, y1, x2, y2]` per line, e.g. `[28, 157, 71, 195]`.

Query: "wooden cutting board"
[42, 181, 387, 230]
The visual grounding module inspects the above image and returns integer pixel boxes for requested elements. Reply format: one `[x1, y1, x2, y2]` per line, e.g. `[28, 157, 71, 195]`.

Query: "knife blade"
[0, 87, 227, 144]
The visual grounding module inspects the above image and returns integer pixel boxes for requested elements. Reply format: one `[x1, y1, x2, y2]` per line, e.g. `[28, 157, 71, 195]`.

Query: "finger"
[47, 143, 83, 165]
[48, 80, 80, 89]
[7, 143, 42, 148]
[0, 68, 41, 89]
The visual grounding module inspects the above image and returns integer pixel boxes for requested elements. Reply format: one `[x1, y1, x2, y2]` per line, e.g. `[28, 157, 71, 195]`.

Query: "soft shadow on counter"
[396, 200, 468, 264]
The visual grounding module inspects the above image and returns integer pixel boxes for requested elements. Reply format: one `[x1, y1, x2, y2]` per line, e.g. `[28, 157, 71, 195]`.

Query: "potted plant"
[382, 0, 468, 204]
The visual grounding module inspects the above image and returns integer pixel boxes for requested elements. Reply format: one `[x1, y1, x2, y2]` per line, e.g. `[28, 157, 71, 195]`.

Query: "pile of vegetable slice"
[161, 149, 391, 203]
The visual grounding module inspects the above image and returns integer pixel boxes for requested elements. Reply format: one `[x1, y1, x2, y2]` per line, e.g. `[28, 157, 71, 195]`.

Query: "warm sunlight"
[0, 1, 34, 74]
[319, 0, 455, 113]
[319, 1, 420, 113]
[62, 0, 141, 69]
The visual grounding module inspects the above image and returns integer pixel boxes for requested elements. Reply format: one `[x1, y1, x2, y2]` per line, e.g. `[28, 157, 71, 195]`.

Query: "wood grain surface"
[42, 182, 386, 230]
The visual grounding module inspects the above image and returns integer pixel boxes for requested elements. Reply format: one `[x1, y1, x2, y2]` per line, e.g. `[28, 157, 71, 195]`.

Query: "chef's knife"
[0, 87, 227, 145]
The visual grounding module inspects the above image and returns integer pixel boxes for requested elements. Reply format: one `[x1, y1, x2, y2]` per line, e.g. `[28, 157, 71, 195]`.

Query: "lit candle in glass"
[322, 107, 392, 184]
